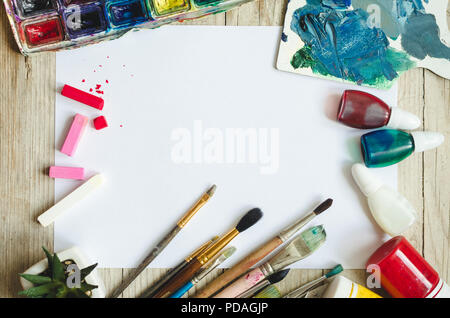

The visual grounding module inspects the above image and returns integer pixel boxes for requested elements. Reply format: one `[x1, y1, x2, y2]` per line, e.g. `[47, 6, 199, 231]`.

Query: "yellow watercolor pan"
[149, 0, 191, 16]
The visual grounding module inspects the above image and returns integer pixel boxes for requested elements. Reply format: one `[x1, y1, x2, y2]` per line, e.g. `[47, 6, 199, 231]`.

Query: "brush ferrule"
[185, 236, 218, 262]
[197, 229, 238, 265]
[259, 263, 275, 277]
[177, 193, 211, 228]
[279, 212, 315, 242]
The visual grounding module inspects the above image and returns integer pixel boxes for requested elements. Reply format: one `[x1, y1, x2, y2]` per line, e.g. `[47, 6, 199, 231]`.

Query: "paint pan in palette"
[3, 0, 254, 55]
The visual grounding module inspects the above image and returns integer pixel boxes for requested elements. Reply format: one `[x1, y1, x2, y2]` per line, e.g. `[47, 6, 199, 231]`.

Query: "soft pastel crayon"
[37, 174, 104, 227]
[49, 166, 85, 180]
[61, 85, 104, 110]
[61, 114, 89, 156]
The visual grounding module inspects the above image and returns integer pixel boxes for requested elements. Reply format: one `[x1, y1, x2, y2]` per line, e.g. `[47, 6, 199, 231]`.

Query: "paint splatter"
[96, 84, 102, 90]
[290, 0, 414, 88]
[281, 32, 288, 42]
[89, 88, 93, 92]
[82, 79, 85, 83]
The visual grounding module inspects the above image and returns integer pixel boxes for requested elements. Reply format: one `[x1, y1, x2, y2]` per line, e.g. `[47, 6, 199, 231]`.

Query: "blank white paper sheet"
[55, 26, 397, 269]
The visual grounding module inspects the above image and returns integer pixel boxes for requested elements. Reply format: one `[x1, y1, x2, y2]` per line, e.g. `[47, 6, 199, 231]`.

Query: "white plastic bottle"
[351, 164, 417, 236]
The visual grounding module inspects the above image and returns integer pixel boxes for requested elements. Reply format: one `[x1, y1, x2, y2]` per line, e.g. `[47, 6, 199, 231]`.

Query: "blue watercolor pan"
[106, 0, 150, 29]
[62, 2, 107, 39]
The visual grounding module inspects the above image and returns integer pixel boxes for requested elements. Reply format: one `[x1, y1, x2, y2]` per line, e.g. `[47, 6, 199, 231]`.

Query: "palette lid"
[351, 164, 383, 197]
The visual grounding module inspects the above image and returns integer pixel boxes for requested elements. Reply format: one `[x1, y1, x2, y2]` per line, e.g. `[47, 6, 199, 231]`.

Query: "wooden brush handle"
[153, 259, 203, 298]
[194, 236, 283, 298]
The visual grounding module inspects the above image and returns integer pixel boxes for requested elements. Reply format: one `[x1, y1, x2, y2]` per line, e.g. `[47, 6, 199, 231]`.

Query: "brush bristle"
[207, 184, 217, 197]
[313, 198, 333, 215]
[300, 225, 326, 252]
[236, 208, 263, 232]
[325, 264, 343, 278]
[223, 246, 237, 259]
[254, 285, 282, 298]
[268, 269, 290, 284]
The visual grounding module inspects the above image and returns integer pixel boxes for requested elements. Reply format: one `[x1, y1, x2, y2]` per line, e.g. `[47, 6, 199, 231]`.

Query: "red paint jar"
[367, 236, 449, 298]
[337, 90, 420, 130]
[23, 17, 64, 47]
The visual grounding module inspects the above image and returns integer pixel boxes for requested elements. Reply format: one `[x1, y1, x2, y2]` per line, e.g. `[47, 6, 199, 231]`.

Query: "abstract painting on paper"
[277, 0, 450, 89]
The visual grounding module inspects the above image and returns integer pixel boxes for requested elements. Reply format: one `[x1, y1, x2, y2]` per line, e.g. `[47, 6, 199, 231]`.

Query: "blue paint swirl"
[289, 0, 414, 87]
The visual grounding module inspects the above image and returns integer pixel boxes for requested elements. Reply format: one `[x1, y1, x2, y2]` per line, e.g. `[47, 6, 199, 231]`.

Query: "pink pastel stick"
[61, 114, 89, 156]
[213, 267, 266, 298]
[49, 166, 84, 180]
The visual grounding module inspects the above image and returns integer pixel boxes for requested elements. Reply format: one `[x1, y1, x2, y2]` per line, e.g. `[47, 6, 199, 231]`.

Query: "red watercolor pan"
[22, 17, 64, 47]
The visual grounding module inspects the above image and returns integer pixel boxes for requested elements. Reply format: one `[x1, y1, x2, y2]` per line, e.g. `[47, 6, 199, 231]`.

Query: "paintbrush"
[153, 208, 263, 298]
[236, 269, 290, 298]
[139, 236, 218, 298]
[170, 247, 237, 298]
[213, 225, 326, 298]
[109, 184, 217, 298]
[283, 264, 343, 298]
[195, 199, 332, 298]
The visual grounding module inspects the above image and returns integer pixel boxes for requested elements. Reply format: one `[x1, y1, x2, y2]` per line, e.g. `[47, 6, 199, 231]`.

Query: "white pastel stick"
[38, 174, 104, 227]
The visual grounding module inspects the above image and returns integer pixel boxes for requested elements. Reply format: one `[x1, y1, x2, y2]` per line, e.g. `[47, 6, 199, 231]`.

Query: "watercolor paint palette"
[277, 0, 450, 89]
[3, 0, 253, 55]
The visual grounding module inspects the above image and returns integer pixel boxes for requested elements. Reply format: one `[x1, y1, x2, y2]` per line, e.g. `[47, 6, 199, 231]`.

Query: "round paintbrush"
[195, 199, 332, 298]
[152, 208, 263, 298]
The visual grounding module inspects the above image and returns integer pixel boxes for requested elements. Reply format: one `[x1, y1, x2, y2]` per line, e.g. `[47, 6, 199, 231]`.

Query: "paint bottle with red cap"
[367, 236, 449, 298]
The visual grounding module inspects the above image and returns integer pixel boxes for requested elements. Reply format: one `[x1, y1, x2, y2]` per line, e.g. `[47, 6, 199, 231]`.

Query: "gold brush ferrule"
[177, 185, 216, 228]
[185, 236, 219, 262]
[197, 228, 239, 265]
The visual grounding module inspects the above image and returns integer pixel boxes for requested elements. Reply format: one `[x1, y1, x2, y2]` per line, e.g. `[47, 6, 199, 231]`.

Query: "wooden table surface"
[1, 0, 448, 298]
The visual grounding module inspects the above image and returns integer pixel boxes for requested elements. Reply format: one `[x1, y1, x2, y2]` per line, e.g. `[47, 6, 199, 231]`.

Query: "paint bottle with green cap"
[361, 129, 444, 167]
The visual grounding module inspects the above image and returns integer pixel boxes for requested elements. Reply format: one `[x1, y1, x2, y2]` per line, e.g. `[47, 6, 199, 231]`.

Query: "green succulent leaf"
[80, 263, 98, 281]
[42, 247, 53, 274]
[19, 274, 52, 285]
[18, 283, 56, 298]
[56, 285, 69, 298]
[52, 252, 65, 282]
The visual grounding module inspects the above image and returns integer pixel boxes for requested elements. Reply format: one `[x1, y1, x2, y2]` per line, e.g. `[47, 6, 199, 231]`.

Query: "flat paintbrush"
[195, 198, 332, 298]
[214, 225, 326, 298]
[139, 236, 218, 298]
[153, 208, 263, 298]
[110, 184, 216, 298]
[236, 269, 290, 298]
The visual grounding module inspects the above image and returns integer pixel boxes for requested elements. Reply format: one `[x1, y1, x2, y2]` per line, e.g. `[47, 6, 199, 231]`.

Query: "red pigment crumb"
[106, 80, 109, 84]
[89, 88, 93, 92]
[120, 125, 123, 127]
[82, 79, 85, 83]
[96, 90, 104, 94]
[95, 84, 102, 89]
